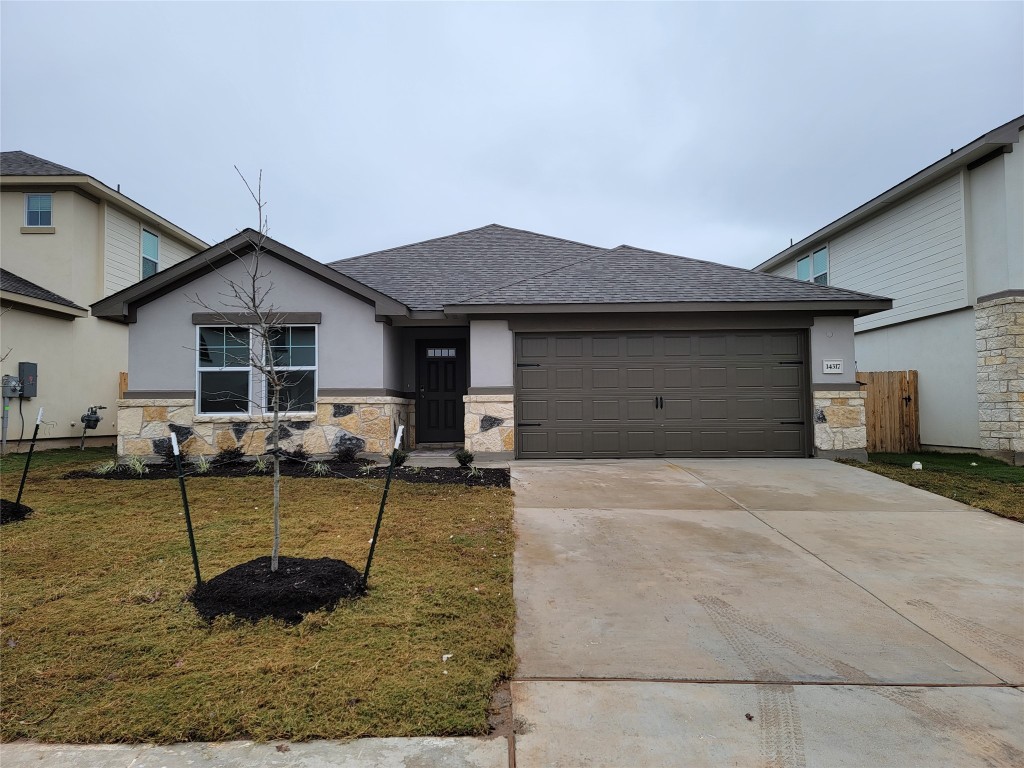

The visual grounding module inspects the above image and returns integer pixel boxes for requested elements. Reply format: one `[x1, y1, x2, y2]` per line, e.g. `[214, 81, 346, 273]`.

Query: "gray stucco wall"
[469, 320, 514, 388]
[809, 316, 857, 386]
[854, 307, 980, 449]
[128, 253, 385, 391]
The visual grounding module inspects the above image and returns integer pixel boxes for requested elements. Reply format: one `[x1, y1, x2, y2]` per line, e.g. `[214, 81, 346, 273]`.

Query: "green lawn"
[1, 449, 515, 743]
[848, 451, 1024, 522]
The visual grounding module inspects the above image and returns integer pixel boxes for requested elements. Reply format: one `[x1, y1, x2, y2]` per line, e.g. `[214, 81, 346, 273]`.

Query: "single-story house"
[91, 225, 891, 461]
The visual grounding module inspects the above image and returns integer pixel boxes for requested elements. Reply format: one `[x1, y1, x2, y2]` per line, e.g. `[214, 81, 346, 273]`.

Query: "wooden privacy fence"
[857, 370, 920, 453]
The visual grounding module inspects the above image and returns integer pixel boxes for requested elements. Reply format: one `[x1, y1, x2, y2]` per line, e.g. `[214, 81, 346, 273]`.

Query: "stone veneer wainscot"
[813, 389, 867, 459]
[463, 393, 514, 455]
[976, 295, 1024, 465]
[117, 396, 413, 460]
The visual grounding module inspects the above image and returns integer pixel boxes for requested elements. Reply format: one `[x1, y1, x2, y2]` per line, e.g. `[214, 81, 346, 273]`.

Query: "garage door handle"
[778, 361, 804, 366]
[517, 422, 542, 427]
[779, 421, 805, 425]
[516, 363, 541, 368]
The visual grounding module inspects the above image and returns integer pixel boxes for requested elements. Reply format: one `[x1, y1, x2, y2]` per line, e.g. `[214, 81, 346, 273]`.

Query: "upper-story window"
[142, 228, 159, 278]
[25, 194, 52, 227]
[797, 246, 829, 286]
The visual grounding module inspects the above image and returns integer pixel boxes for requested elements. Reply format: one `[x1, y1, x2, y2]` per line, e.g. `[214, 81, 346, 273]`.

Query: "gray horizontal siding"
[832, 174, 968, 331]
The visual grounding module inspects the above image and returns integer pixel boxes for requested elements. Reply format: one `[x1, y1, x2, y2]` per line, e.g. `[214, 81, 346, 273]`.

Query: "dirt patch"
[0, 498, 33, 524]
[190, 556, 365, 624]
[63, 460, 510, 488]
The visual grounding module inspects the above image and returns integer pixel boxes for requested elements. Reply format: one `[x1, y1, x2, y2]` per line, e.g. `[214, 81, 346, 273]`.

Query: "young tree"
[188, 168, 297, 572]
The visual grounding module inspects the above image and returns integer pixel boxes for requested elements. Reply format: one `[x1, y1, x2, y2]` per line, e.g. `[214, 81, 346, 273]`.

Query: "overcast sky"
[2, 2, 1021, 268]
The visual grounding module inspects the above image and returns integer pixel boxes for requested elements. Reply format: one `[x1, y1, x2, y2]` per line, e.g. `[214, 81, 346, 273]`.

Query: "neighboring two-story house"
[756, 116, 1024, 465]
[1, 151, 207, 449]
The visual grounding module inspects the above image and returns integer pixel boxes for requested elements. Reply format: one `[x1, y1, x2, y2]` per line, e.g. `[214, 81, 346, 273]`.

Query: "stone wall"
[976, 296, 1024, 464]
[463, 393, 514, 455]
[813, 389, 867, 459]
[117, 396, 413, 460]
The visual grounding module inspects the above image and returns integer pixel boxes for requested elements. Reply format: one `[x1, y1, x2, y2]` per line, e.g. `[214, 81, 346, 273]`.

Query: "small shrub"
[191, 455, 212, 475]
[283, 447, 310, 464]
[335, 445, 358, 463]
[358, 463, 375, 476]
[249, 455, 270, 474]
[454, 448, 474, 467]
[309, 461, 331, 477]
[93, 460, 118, 476]
[392, 449, 408, 467]
[214, 446, 245, 465]
[464, 466, 483, 479]
[125, 456, 149, 477]
[405, 465, 423, 475]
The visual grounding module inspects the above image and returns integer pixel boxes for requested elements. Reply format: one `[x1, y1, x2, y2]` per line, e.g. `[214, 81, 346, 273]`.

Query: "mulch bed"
[0, 499, 33, 524]
[63, 460, 510, 488]
[189, 555, 365, 624]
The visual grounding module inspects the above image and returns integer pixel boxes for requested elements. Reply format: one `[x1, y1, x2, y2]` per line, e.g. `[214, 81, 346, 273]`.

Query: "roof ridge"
[328, 223, 604, 270]
[449, 244, 610, 304]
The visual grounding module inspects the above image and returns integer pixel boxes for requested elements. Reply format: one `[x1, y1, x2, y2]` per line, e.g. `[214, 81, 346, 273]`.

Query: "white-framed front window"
[25, 193, 52, 227]
[196, 326, 252, 414]
[797, 245, 828, 286]
[264, 326, 317, 413]
[142, 228, 160, 278]
[195, 324, 318, 415]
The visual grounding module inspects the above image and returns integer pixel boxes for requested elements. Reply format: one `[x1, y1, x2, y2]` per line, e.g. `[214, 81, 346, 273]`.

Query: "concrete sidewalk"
[0, 737, 509, 767]
[511, 458, 1024, 767]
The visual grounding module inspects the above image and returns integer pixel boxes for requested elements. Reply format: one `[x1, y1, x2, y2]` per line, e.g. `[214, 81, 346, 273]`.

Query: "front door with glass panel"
[415, 340, 467, 443]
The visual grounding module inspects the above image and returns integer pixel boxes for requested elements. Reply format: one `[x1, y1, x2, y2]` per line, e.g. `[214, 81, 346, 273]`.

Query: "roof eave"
[1, 290, 89, 318]
[0, 174, 208, 252]
[90, 230, 410, 322]
[443, 299, 893, 317]
[754, 114, 1024, 272]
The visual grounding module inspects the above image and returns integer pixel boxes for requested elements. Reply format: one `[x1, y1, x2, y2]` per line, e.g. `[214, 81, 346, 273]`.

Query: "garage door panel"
[515, 331, 808, 458]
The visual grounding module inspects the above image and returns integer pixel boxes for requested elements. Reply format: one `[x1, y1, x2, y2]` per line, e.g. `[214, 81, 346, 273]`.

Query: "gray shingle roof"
[330, 224, 605, 311]
[1, 151, 85, 176]
[450, 244, 889, 306]
[0, 269, 86, 310]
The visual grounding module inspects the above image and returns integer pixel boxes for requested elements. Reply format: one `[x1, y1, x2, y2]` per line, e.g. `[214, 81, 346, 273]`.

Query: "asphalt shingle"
[330, 224, 605, 311]
[0, 268, 86, 310]
[1, 151, 85, 177]
[452, 245, 888, 306]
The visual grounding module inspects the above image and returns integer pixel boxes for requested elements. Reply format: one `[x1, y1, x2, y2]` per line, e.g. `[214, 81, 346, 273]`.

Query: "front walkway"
[510, 459, 1024, 767]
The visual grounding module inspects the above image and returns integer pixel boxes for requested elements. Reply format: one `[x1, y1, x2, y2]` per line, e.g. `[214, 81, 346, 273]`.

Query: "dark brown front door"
[416, 339, 467, 443]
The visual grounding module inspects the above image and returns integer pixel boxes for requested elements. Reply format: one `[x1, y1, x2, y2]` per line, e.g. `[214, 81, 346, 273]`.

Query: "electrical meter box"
[18, 362, 37, 398]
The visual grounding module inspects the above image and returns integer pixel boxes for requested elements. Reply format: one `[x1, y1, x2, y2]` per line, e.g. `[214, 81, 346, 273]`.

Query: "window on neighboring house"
[195, 325, 317, 415]
[797, 246, 829, 285]
[25, 194, 52, 227]
[265, 326, 317, 412]
[142, 228, 159, 278]
[197, 326, 251, 414]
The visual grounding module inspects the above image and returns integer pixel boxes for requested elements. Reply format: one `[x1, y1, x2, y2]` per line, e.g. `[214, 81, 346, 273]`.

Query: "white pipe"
[170, 432, 180, 456]
[36, 407, 44, 425]
[394, 425, 405, 450]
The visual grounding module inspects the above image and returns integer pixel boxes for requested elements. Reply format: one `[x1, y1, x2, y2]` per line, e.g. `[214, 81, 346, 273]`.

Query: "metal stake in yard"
[363, 425, 404, 587]
[14, 407, 43, 505]
[171, 432, 202, 586]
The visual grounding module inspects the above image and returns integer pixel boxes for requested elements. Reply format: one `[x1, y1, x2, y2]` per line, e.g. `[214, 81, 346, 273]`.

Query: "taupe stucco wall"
[469, 319, 514, 388]
[855, 307, 980, 449]
[809, 316, 858, 386]
[128, 254, 385, 391]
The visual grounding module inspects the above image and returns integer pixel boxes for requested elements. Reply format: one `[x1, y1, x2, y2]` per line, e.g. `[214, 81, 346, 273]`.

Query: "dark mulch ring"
[0, 498, 33, 524]
[189, 555, 365, 624]
[63, 460, 510, 488]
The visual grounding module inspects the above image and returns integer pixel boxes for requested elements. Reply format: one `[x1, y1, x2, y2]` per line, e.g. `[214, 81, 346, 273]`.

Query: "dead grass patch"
[0, 451, 515, 743]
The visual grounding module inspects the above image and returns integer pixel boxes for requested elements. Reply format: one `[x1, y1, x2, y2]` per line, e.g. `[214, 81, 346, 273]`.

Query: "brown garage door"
[515, 331, 809, 458]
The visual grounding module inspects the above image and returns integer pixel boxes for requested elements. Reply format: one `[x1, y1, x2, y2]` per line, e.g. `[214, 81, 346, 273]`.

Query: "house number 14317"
[822, 360, 844, 374]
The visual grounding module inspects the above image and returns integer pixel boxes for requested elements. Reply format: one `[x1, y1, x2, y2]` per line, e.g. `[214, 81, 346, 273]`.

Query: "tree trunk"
[271, 386, 281, 572]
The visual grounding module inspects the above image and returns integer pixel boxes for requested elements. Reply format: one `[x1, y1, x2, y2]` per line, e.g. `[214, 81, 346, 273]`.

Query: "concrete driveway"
[510, 459, 1024, 767]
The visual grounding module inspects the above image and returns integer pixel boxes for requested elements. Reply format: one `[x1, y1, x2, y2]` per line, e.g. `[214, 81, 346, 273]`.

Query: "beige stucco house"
[1, 152, 207, 449]
[756, 115, 1024, 465]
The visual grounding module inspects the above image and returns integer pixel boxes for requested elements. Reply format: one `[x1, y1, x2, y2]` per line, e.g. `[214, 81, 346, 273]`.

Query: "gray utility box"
[18, 362, 37, 398]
